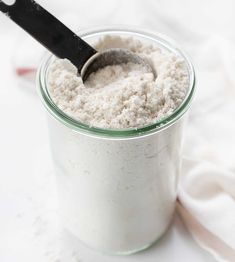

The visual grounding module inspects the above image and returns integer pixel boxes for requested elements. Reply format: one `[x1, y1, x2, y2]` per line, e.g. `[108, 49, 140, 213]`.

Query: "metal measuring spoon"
[0, 0, 153, 81]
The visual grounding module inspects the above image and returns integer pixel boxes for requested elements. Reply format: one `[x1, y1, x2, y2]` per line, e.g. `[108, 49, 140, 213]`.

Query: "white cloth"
[177, 36, 235, 262]
[178, 160, 235, 262]
[10, 1, 235, 261]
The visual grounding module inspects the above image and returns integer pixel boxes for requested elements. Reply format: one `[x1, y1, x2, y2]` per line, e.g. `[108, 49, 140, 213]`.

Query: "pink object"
[15, 67, 36, 77]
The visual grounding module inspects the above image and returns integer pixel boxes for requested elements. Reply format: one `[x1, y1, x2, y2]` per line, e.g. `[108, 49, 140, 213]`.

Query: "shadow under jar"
[37, 26, 195, 255]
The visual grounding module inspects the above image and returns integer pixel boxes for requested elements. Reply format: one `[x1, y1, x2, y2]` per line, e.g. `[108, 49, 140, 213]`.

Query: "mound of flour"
[48, 36, 189, 129]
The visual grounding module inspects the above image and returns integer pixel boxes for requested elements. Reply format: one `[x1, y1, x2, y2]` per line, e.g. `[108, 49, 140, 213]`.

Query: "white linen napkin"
[178, 159, 235, 262]
[177, 36, 235, 262]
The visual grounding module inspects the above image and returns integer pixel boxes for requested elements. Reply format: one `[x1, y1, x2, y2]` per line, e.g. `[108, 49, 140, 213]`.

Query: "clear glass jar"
[37, 26, 195, 255]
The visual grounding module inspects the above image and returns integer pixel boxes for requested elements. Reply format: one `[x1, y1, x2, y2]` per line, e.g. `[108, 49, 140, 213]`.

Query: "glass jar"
[37, 26, 195, 255]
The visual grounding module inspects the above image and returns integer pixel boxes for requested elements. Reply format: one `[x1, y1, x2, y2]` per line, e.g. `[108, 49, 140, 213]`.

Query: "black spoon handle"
[0, 0, 97, 73]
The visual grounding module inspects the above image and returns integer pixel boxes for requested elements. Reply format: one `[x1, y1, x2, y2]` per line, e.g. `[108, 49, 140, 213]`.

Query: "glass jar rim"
[37, 25, 196, 138]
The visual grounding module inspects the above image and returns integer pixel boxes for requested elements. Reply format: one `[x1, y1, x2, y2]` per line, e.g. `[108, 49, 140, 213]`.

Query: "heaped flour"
[48, 36, 189, 129]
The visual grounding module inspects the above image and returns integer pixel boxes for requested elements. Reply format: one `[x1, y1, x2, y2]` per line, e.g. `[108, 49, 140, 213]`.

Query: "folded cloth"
[178, 159, 235, 262]
[177, 36, 235, 262]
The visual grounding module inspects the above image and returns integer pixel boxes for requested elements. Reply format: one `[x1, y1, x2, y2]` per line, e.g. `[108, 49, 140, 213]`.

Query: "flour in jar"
[48, 36, 189, 129]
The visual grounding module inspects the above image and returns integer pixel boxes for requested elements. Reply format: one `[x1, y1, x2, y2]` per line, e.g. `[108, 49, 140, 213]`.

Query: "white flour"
[41, 33, 192, 254]
[48, 36, 189, 129]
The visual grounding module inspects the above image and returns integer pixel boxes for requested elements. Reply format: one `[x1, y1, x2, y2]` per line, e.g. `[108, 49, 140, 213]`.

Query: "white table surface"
[1, 0, 230, 260]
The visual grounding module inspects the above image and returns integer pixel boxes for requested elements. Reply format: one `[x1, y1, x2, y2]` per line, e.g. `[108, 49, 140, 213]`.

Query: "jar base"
[64, 216, 173, 256]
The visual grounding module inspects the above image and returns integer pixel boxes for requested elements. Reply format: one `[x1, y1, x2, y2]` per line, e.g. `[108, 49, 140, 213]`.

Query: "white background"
[1, 0, 235, 261]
